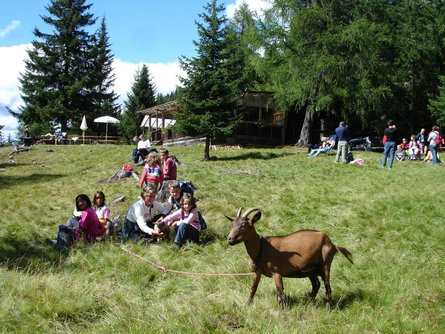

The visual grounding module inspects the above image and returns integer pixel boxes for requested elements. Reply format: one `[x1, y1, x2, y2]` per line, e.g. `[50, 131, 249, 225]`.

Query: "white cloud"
[226, 0, 272, 19]
[0, 44, 183, 135]
[0, 44, 29, 107]
[0, 20, 21, 38]
[113, 59, 183, 105]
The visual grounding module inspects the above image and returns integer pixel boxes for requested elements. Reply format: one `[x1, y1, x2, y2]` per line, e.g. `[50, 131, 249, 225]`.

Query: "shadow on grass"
[199, 230, 218, 245]
[283, 288, 365, 310]
[0, 173, 65, 189]
[216, 151, 294, 161]
[0, 233, 68, 271]
[0, 162, 30, 169]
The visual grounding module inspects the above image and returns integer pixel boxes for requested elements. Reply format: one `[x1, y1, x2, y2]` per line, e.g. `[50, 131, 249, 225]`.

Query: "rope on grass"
[121, 246, 253, 277]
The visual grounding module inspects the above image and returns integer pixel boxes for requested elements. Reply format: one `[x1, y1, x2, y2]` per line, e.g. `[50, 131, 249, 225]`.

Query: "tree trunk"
[296, 74, 322, 147]
[203, 135, 211, 161]
[296, 108, 313, 147]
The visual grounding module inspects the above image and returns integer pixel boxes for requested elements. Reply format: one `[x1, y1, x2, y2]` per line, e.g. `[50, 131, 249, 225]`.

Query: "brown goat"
[226, 208, 353, 309]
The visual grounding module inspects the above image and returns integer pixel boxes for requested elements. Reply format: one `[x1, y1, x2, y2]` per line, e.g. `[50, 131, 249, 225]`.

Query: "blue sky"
[0, 0, 270, 139]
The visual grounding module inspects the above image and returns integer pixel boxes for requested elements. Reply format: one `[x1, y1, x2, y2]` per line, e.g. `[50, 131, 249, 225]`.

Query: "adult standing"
[381, 120, 398, 169]
[335, 121, 350, 164]
[427, 125, 440, 165]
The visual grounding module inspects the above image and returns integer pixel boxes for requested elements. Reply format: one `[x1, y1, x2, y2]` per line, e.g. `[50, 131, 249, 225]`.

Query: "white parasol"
[94, 116, 120, 141]
[80, 115, 88, 144]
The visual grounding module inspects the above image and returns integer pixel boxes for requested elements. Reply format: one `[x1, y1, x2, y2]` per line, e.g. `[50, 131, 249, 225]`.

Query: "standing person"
[335, 121, 350, 164]
[160, 193, 201, 249]
[427, 125, 441, 165]
[416, 128, 428, 156]
[139, 151, 164, 189]
[381, 120, 398, 169]
[160, 148, 177, 180]
[120, 185, 168, 243]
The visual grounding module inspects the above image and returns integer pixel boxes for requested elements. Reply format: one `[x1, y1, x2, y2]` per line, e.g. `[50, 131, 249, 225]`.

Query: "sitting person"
[139, 151, 164, 189]
[160, 193, 201, 249]
[120, 185, 168, 243]
[93, 190, 110, 229]
[131, 136, 140, 163]
[160, 148, 177, 180]
[395, 144, 407, 161]
[308, 140, 333, 157]
[408, 134, 422, 160]
[47, 194, 105, 249]
[400, 137, 410, 154]
[134, 134, 151, 164]
[307, 137, 327, 154]
[164, 181, 183, 215]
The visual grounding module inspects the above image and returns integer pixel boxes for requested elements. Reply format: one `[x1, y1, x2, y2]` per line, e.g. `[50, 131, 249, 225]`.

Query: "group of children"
[395, 128, 442, 163]
[48, 168, 201, 250]
[121, 182, 202, 249]
[47, 191, 110, 249]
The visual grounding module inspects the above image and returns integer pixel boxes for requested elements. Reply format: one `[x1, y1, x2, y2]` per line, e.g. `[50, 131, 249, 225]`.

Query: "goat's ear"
[224, 215, 234, 222]
[250, 211, 262, 224]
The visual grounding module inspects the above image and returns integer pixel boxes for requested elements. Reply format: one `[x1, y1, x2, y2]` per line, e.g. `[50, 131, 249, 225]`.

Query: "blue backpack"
[179, 181, 194, 196]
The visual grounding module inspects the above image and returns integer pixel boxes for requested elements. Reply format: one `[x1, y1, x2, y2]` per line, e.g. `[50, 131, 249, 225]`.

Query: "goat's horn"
[242, 208, 261, 218]
[237, 207, 242, 217]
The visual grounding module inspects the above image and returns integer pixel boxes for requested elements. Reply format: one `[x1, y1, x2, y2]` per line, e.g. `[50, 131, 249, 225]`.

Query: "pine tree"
[429, 75, 445, 126]
[88, 17, 119, 129]
[17, 0, 116, 133]
[176, 0, 245, 160]
[119, 65, 156, 141]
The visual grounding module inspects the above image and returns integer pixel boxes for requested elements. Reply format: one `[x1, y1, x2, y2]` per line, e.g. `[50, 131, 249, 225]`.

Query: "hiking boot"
[45, 238, 56, 246]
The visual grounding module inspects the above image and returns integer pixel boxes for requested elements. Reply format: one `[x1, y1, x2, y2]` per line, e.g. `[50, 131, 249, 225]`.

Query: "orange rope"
[121, 246, 253, 277]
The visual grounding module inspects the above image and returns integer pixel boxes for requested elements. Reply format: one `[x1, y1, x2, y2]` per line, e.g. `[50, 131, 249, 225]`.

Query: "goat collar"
[254, 236, 265, 263]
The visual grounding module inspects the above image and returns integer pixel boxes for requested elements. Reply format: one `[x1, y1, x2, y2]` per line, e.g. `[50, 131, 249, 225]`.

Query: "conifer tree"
[176, 0, 245, 160]
[119, 65, 156, 141]
[17, 0, 116, 133]
[88, 17, 119, 127]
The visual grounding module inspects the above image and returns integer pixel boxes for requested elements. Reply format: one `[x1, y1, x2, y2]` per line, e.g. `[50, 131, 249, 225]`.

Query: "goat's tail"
[336, 246, 354, 264]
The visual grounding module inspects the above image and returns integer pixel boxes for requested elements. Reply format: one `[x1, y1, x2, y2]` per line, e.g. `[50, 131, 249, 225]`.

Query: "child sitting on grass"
[47, 194, 105, 250]
[164, 181, 183, 215]
[160, 193, 201, 249]
[395, 145, 407, 162]
[93, 190, 110, 229]
[139, 151, 164, 189]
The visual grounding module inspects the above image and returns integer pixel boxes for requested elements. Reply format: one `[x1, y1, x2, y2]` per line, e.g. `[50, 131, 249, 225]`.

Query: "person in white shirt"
[120, 184, 168, 243]
[134, 134, 151, 164]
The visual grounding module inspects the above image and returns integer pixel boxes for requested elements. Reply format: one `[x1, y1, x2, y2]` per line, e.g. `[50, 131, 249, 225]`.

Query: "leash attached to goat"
[121, 246, 253, 277]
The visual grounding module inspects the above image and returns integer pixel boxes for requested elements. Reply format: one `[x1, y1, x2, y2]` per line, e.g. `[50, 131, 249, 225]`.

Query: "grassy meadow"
[0, 143, 444, 333]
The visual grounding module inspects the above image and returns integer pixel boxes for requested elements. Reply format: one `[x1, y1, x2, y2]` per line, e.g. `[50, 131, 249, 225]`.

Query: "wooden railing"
[37, 135, 122, 145]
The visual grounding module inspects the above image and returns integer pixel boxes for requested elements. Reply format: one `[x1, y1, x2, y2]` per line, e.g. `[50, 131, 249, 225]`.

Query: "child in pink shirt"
[161, 193, 200, 248]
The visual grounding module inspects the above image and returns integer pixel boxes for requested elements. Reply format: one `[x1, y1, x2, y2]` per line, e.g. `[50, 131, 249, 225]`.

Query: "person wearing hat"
[381, 120, 398, 169]
[335, 121, 350, 164]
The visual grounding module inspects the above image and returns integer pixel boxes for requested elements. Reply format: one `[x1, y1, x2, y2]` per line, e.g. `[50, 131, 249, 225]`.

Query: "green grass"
[0, 144, 444, 333]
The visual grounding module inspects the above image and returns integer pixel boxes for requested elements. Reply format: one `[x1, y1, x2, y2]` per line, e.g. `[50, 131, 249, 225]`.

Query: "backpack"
[198, 210, 207, 230]
[434, 133, 442, 145]
[179, 181, 194, 196]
